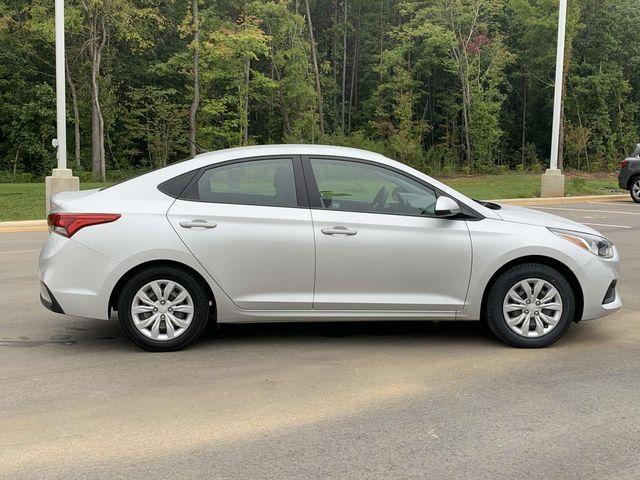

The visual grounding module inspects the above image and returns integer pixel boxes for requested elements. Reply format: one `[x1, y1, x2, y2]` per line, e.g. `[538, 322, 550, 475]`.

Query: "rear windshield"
[631, 144, 640, 158]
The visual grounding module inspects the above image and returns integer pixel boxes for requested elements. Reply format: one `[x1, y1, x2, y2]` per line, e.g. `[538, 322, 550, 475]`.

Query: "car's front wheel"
[485, 263, 575, 348]
[630, 177, 640, 203]
[117, 266, 210, 351]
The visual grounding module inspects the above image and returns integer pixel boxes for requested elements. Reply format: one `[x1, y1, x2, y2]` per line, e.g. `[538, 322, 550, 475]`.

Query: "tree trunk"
[304, 0, 325, 136]
[89, 14, 106, 182]
[332, 0, 337, 85]
[558, 95, 565, 171]
[270, 45, 291, 134]
[460, 76, 472, 165]
[188, 0, 200, 157]
[65, 54, 81, 169]
[521, 75, 527, 164]
[348, 12, 359, 132]
[13, 146, 20, 176]
[378, 0, 384, 80]
[341, 0, 347, 131]
[242, 56, 250, 146]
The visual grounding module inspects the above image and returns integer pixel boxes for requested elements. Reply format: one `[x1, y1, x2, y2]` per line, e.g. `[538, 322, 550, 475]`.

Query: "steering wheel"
[371, 185, 389, 211]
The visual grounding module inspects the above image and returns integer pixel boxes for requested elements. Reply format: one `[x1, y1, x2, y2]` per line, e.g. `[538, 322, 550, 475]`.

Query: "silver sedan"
[39, 145, 621, 350]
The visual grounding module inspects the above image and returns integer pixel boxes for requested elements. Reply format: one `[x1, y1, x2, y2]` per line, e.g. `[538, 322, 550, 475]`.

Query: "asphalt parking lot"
[1, 200, 639, 479]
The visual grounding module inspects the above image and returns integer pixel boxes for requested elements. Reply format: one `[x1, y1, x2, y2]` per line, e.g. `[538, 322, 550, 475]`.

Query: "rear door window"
[183, 157, 298, 207]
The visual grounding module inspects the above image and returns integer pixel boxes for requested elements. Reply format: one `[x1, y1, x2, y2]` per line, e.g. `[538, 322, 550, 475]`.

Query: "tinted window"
[184, 158, 297, 207]
[310, 158, 437, 216]
[158, 170, 199, 198]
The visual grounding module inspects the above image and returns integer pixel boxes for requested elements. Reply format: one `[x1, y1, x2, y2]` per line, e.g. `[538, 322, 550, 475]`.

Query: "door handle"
[321, 226, 357, 236]
[179, 220, 217, 229]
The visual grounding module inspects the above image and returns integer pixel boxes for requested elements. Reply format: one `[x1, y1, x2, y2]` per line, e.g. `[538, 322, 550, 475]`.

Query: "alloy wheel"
[131, 279, 194, 341]
[502, 278, 563, 338]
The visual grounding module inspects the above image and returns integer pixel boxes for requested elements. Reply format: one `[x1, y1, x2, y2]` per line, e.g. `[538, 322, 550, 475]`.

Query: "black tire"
[485, 263, 575, 348]
[629, 176, 640, 203]
[117, 266, 210, 351]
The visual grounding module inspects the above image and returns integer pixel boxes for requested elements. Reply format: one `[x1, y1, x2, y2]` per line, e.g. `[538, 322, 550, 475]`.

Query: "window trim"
[174, 155, 309, 209]
[300, 155, 483, 220]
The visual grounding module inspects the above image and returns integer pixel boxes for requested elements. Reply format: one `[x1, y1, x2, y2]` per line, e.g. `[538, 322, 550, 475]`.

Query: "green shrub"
[569, 177, 587, 190]
[441, 164, 455, 177]
[520, 142, 540, 166]
[0, 171, 36, 183]
[475, 163, 494, 175]
[496, 165, 509, 175]
[586, 160, 603, 173]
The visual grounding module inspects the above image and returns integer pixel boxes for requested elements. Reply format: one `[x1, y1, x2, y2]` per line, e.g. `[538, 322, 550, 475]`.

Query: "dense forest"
[1, 0, 640, 181]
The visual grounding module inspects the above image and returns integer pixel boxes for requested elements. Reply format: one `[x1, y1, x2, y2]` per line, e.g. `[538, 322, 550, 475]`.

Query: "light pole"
[54, 0, 66, 170]
[45, 0, 79, 215]
[541, 0, 567, 198]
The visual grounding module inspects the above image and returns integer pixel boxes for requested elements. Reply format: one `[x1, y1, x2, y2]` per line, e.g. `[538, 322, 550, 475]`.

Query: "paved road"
[1, 201, 639, 479]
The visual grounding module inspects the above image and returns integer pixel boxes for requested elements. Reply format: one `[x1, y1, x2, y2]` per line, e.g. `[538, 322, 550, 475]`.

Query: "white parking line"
[582, 223, 631, 229]
[532, 206, 640, 216]
[587, 202, 637, 208]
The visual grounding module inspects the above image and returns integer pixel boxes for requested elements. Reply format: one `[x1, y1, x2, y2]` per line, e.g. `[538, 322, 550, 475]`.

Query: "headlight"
[549, 228, 614, 259]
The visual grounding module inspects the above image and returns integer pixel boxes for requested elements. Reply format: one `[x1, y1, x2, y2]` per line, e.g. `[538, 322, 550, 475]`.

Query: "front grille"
[602, 280, 617, 305]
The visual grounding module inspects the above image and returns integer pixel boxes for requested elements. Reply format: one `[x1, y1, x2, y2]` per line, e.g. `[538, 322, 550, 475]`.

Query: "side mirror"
[435, 196, 462, 218]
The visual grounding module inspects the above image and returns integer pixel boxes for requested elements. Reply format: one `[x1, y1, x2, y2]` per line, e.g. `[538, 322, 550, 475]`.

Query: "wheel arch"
[480, 255, 584, 323]
[108, 259, 216, 316]
[626, 172, 640, 190]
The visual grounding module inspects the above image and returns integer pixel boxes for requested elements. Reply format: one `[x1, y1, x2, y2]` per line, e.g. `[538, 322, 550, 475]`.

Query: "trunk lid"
[50, 189, 102, 212]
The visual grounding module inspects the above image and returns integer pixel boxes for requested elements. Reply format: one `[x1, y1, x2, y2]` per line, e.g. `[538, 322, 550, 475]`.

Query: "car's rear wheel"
[117, 266, 209, 351]
[630, 177, 640, 203]
[485, 263, 575, 348]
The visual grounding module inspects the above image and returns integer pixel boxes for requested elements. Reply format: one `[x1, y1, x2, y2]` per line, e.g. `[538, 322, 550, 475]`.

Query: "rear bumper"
[618, 172, 629, 190]
[38, 233, 119, 320]
[39, 281, 64, 314]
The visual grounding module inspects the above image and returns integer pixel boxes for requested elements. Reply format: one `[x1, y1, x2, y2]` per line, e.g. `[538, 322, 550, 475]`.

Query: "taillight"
[47, 213, 121, 237]
[621, 159, 628, 169]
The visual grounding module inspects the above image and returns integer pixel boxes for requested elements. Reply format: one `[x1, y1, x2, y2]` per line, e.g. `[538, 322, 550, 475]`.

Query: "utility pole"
[541, 0, 567, 197]
[46, 0, 79, 215]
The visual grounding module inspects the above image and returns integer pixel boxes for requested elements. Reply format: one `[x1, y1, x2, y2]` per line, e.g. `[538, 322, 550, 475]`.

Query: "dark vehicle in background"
[618, 144, 640, 202]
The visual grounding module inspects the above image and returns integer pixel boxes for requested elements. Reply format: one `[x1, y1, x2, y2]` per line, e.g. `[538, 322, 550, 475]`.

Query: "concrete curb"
[496, 193, 629, 206]
[0, 193, 632, 233]
[0, 220, 48, 233]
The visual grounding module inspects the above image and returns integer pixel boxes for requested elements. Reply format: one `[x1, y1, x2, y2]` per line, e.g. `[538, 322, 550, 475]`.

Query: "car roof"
[135, 144, 395, 183]
[191, 144, 389, 164]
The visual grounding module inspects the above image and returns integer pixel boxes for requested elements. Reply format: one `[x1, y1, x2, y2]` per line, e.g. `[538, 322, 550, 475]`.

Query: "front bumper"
[579, 251, 622, 321]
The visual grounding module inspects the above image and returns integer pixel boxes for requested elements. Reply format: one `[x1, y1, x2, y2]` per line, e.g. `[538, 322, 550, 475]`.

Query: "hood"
[494, 203, 602, 236]
[50, 188, 101, 212]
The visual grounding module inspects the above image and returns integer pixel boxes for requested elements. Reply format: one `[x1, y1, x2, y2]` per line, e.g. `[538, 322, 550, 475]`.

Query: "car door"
[303, 156, 472, 312]
[167, 156, 315, 310]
